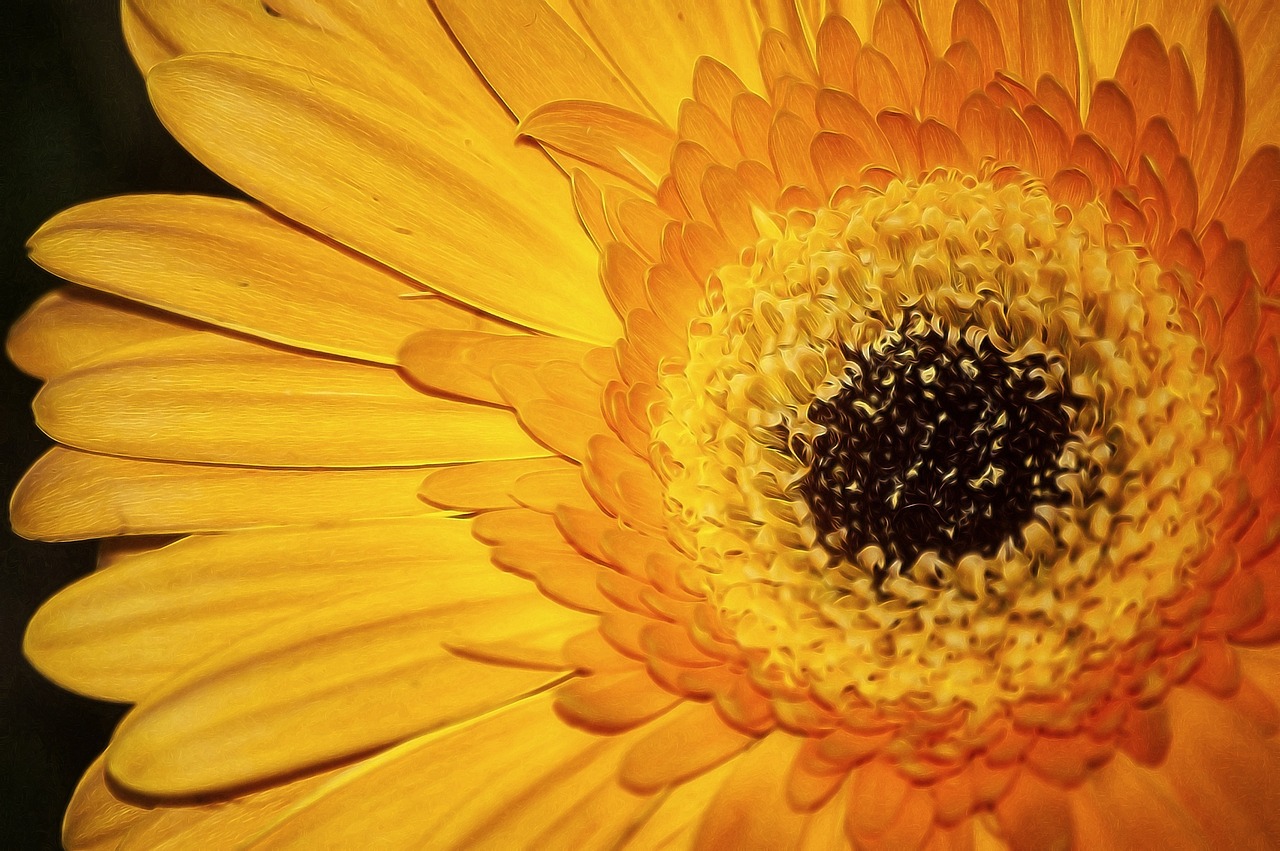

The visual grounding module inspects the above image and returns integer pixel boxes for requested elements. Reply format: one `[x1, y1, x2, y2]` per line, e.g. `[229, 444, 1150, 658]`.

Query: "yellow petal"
[63, 758, 147, 850]
[106, 589, 590, 796]
[11, 447, 438, 542]
[620, 700, 758, 793]
[65, 756, 336, 851]
[25, 517, 525, 703]
[398, 329, 595, 407]
[567, 0, 766, 124]
[519, 100, 676, 189]
[34, 335, 544, 467]
[28, 195, 506, 365]
[418, 457, 569, 512]
[431, 0, 646, 120]
[621, 757, 739, 848]
[6, 287, 198, 380]
[248, 695, 654, 848]
[145, 53, 617, 343]
[694, 734, 813, 846]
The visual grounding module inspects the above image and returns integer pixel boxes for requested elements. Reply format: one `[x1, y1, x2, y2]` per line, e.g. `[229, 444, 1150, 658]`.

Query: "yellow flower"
[11, 0, 1280, 847]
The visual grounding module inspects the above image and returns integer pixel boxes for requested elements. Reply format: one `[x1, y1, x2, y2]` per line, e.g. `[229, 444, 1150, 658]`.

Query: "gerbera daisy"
[11, 0, 1280, 847]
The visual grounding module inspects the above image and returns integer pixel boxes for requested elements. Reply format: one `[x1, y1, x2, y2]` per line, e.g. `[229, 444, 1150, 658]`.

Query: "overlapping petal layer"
[11, 0, 1280, 848]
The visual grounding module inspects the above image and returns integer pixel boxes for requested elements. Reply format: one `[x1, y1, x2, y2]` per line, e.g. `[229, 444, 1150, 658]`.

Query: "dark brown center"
[798, 328, 1074, 583]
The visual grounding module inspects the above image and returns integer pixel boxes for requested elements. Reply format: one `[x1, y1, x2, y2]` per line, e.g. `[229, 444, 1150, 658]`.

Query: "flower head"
[11, 0, 1280, 848]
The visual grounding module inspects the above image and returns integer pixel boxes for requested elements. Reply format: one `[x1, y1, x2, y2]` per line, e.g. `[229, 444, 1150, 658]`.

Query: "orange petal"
[399, 329, 592, 407]
[146, 53, 616, 344]
[844, 759, 909, 842]
[856, 46, 912, 114]
[816, 14, 861, 92]
[692, 56, 748, 122]
[951, 0, 1007, 80]
[520, 100, 675, 189]
[1019, 0, 1080, 103]
[619, 700, 758, 793]
[1114, 25, 1171, 130]
[872, 0, 931, 107]
[993, 770, 1075, 850]
[431, 0, 643, 119]
[6, 287, 198, 381]
[1086, 81, 1137, 169]
[770, 111, 823, 192]
[418, 457, 566, 512]
[29, 195, 507, 366]
[555, 668, 681, 733]
[694, 734, 812, 846]
[1192, 6, 1246, 223]
[1162, 685, 1280, 843]
[1070, 753, 1211, 851]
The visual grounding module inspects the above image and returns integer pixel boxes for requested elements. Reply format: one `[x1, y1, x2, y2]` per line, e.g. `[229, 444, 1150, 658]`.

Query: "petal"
[10, 448, 437, 542]
[7, 287, 198, 381]
[568, 1, 765, 125]
[694, 733, 812, 846]
[431, 0, 645, 120]
[28, 195, 505, 365]
[1191, 6, 1245, 223]
[398, 328, 596, 407]
[519, 101, 676, 189]
[248, 695, 655, 848]
[620, 700, 759, 793]
[146, 53, 617, 343]
[25, 517, 502, 702]
[555, 668, 682, 734]
[1070, 753, 1211, 851]
[418, 457, 569, 512]
[1020, 0, 1081, 103]
[992, 770, 1075, 850]
[106, 589, 590, 796]
[1161, 683, 1280, 843]
[64, 756, 337, 851]
[35, 335, 544, 467]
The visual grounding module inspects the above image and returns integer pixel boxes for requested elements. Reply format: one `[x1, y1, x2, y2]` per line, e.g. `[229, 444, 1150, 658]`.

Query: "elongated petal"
[520, 101, 676, 189]
[418, 457, 569, 512]
[620, 700, 758, 793]
[64, 756, 339, 851]
[567, 1, 765, 124]
[34, 336, 544, 467]
[28, 196, 506, 364]
[25, 517, 510, 702]
[11, 448, 437, 542]
[106, 589, 590, 796]
[7, 288, 199, 380]
[431, 0, 644, 119]
[146, 54, 617, 343]
[248, 696, 654, 847]
[399, 329, 596, 406]
[1192, 6, 1245, 222]
[694, 734, 812, 846]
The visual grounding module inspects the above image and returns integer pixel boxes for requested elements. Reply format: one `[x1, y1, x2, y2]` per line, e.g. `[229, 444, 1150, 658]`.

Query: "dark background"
[2, 2, 232, 846]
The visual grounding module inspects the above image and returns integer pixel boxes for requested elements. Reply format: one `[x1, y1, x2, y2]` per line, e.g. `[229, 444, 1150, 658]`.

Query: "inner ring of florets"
[652, 172, 1230, 715]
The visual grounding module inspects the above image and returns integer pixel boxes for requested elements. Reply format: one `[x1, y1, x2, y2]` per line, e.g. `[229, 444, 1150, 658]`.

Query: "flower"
[10, 0, 1280, 847]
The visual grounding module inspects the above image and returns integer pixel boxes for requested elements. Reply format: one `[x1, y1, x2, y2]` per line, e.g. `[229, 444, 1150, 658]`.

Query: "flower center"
[653, 171, 1229, 724]
[800, 327, 1074, 584]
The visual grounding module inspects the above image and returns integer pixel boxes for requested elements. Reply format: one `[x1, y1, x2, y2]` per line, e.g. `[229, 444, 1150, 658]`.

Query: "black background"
[2, 1, 234, 845]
